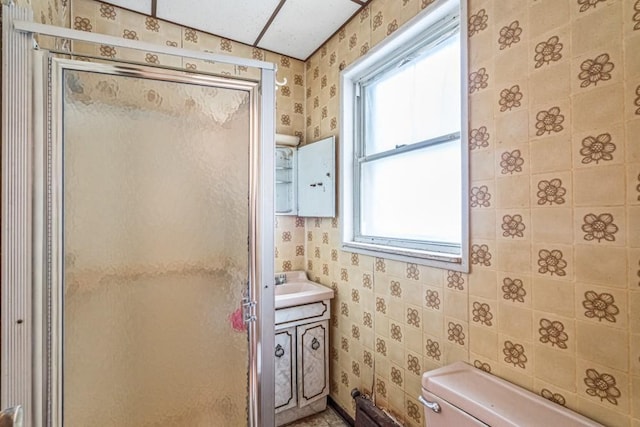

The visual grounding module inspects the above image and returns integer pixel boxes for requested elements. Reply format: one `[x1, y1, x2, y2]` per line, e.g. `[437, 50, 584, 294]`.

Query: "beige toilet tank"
[420, 362, 603, 427]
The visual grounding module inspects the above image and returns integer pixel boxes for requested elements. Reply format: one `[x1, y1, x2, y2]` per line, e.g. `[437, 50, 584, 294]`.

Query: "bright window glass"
[365, 34, 461, 156]
[360, 139, 461, 245]
[356, 30, 462, 251]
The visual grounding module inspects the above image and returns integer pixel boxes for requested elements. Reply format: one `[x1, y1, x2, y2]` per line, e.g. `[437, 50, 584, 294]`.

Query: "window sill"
[341, 241, 468, 273]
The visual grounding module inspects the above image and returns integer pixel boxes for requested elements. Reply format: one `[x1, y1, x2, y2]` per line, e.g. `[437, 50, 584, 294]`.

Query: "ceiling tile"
[257, 0, 360, 60]
[104, 0, 152, 15]
[156, 0, 281, 46]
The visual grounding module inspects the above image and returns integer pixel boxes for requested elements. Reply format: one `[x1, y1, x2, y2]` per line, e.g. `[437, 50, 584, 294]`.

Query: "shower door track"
[2, 6, 276, 427]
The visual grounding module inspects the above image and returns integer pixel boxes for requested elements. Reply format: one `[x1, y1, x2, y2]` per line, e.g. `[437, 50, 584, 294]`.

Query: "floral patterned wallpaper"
[304, 0, 640, 426]
[15, 0, 68, 28]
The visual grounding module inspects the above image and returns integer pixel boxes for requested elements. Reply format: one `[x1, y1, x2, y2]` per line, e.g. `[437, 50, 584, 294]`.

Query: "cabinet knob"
[275, 344, 285, 358]
[311, 337, 320, 351]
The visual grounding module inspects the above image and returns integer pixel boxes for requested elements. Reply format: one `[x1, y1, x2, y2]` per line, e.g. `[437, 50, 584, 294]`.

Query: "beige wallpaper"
[303, 0, 640, 426]
[276, 215, 307, 272]
[15, 0, 68, 27]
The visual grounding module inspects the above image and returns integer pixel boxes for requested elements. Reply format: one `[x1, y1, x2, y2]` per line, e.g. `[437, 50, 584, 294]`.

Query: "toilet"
[420, 362, 603, 426]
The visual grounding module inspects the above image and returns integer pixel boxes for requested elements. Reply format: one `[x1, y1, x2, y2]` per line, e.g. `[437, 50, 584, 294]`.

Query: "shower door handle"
[0, 405, 23, 427]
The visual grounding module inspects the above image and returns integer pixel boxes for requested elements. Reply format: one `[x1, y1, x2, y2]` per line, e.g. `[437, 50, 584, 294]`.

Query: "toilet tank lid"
[421, 362, 603, 427]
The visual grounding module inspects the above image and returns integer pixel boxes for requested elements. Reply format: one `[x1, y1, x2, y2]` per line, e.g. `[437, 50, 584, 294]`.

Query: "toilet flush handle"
[418, 395, 441, 413]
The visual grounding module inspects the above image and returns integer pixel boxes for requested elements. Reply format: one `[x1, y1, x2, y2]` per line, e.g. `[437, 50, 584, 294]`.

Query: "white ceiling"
[105, 0, 369, 61]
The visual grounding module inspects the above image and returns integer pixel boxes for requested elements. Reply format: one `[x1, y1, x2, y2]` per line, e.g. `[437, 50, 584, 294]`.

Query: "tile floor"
[284, 406, 349, 427]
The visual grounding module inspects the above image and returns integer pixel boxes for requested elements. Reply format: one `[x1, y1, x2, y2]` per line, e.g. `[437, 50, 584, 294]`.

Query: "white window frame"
[340, 0, 469, 272]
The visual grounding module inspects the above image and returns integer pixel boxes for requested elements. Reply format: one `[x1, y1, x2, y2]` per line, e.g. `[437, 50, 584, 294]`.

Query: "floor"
[285, 406, 349, 427]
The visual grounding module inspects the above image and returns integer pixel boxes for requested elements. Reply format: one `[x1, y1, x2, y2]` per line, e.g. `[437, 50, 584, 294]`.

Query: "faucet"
[275, 274, 287, 285]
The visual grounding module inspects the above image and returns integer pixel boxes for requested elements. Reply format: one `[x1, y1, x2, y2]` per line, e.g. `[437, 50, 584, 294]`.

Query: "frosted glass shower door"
[61, 68, 252, 426]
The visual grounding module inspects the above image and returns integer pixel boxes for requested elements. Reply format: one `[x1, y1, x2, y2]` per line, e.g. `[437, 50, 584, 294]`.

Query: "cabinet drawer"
[296, 320, 329, 407]
[275, 300, 329, 326]
[275, 328, 297, 413]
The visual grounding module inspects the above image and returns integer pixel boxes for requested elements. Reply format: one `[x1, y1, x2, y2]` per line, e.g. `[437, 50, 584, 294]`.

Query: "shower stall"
[2, 5, 275, 426]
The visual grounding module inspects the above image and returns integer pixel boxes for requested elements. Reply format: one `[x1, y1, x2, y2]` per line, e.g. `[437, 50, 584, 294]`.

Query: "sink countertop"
[274, 271, 334, 309]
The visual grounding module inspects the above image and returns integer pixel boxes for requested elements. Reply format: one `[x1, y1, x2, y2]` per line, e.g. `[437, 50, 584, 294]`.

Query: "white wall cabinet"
[274, 300, 331, 425]
[275, 136, 335, 217]
[275, 147, 297, 215]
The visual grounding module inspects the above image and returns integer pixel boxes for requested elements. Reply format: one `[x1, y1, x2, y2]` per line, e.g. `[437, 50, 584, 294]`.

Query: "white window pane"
[365, 33, 460, 155]
[360, 140, 461, 245]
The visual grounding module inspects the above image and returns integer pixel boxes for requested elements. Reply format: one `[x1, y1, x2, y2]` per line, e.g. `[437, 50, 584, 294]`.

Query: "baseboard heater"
[351, 389, 400, 427]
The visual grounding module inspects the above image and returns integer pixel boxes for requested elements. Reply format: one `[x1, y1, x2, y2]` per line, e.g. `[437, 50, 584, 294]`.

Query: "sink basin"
[274, 271, 334, 309]
[275, 281, 319, 296]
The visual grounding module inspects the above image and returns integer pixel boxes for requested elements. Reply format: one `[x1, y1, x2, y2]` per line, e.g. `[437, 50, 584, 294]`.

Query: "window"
[340, 0, 468, 271]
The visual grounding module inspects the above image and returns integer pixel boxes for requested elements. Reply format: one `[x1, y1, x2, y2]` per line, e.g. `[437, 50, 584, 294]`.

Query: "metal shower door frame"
[2, 5, 276, 426]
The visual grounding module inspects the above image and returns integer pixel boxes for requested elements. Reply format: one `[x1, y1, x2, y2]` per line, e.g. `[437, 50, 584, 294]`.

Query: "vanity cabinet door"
[296, 320, 329, 407]
[275, 328, 297, 413]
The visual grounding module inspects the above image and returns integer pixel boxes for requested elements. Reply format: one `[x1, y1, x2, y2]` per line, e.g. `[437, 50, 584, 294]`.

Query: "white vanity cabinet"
[274, 300, 331, 425]
[275, 136, 335, 217]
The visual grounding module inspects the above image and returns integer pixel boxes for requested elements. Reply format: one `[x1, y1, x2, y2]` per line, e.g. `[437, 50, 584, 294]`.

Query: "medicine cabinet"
[275, 136, 335, 218]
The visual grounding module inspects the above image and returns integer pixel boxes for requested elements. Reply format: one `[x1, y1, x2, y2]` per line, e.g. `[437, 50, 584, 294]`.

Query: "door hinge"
[242, 297, 257, 323]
